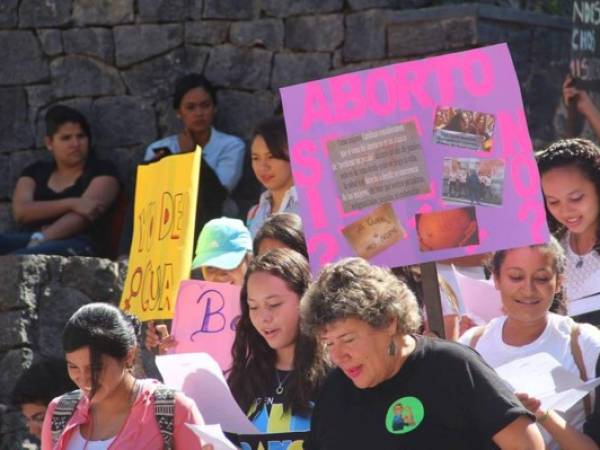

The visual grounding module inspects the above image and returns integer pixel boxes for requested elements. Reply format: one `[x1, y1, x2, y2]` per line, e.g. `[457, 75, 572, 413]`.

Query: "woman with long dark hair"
[247, 117, 298, 237]
[228, 249, 327, 439]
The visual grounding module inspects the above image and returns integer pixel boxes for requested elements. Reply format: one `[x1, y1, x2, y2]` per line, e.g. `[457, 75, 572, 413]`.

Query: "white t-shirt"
[65, 428, 116, 450]
[460, 313, 600, 450]
[561, 232, 600, 302]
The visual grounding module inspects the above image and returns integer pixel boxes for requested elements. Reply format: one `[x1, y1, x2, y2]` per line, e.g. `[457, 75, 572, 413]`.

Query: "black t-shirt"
[20, 158, 120, 235]
[306, 336, 533, 450]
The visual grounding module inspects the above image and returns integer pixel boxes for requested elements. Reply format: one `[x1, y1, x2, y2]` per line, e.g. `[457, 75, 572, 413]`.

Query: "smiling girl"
[246, 117, 298, 237]
[41, 303, 203, 450]
[460, 240, 600, 450]
[537, 139, 600, 305]
[227, 249, 327, 438]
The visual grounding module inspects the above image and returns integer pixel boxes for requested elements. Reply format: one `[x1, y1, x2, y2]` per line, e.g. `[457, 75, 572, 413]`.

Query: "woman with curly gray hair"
[301, 257, 544, 450]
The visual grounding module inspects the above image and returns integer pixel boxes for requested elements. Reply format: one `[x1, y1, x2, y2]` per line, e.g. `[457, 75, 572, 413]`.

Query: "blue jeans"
[0, 232, 95, 256]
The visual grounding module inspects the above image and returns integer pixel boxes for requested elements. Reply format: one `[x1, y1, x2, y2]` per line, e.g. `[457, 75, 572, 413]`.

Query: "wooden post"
[420, 262, 445, 338]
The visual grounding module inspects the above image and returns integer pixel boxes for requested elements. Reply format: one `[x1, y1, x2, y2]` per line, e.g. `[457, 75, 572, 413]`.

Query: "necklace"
[275, 370, 292, 395]
[570, 233, 596, 269]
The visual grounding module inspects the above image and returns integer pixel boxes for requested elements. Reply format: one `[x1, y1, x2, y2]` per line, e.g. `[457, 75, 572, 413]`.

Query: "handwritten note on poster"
[120, 150, 201, 321]
[171, 280, 241, 371]
[280, 44, 549, 273]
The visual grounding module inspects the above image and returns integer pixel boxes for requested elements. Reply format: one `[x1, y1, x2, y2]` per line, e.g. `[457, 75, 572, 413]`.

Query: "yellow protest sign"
[120, 149, 201, 321]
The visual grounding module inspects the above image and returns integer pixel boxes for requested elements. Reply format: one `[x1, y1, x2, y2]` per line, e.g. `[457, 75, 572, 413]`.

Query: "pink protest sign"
[280, 43, 549, 273]
[170, 280, 241, 371]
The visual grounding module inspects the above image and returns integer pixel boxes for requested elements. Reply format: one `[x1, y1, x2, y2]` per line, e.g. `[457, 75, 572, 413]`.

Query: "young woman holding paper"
[536, 139, 600, 311]
[247, 117, 299, 237]
[227, 248, 328, 437]
[460, 239, 600, 450]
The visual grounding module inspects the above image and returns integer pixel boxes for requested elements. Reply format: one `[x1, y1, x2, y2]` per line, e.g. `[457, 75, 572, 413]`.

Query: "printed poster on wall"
[280, 43, 549, 273]
[120, 150, 201, 321]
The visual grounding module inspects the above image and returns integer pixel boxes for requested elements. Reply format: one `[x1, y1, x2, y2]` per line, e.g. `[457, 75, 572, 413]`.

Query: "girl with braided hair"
[536, 139, 600, 308]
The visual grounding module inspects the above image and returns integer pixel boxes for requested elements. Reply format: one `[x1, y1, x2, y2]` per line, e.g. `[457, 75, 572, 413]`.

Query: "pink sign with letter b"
[170, 280, 241, 371]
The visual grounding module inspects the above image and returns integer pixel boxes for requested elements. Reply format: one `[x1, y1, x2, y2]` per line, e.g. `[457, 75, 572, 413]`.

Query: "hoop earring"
[387, 339, 397, 356]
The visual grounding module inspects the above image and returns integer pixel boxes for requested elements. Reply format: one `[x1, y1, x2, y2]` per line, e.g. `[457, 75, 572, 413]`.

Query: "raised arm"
[492, 416, 545, 450]
[563, 74, 600, 140]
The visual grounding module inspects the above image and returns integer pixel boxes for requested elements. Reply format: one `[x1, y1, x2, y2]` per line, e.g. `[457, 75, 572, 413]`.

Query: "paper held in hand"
[495, 352, 600, 413]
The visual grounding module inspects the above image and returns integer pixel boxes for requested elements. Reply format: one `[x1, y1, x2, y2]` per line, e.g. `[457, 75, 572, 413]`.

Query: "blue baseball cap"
[191, 217, 253, 270]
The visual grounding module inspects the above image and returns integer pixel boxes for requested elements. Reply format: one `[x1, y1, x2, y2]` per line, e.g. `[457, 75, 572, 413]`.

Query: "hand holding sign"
[145, 321, 177, 354]
[120, 150, 201, 320]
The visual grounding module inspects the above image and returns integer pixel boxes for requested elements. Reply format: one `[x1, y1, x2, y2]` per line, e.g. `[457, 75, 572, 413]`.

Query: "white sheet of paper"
[452, 265, 503, 324]
[540, 377, 600, 413]
[187, 423, 238, 450]
[569, 293, 600, 316]
[495, 352, 600, 413]
[157, 352, 258, 434]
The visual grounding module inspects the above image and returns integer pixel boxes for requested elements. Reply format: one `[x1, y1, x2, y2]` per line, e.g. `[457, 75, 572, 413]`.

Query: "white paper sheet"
[569, 293, 600, 317]
[156, 352, 259, 434]
[187, 423, 238, 450]
[495, 352, 600, 413]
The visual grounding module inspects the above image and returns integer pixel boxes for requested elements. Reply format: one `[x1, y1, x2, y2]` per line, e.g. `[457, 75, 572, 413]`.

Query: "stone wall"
[0, 1, 571, 234]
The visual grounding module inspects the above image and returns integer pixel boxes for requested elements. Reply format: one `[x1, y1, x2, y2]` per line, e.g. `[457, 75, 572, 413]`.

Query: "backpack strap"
[469, 325, 486, 349]
[51, 389, 83, 445]
[570, 321, 593, 416]
[153, 386, 176, 450]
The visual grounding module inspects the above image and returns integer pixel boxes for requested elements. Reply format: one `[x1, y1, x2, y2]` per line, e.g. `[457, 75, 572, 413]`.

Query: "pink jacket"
[41, 379, 204, 450]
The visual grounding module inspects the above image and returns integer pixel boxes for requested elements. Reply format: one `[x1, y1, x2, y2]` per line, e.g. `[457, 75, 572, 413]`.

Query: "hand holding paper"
[495, 352, 600, 413]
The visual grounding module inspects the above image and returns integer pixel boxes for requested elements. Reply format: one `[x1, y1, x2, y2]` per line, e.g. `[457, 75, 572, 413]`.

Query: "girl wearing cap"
[247, 117, 298, 237]
[146, 217, 253, 352]
[190, 217, 253, 285]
